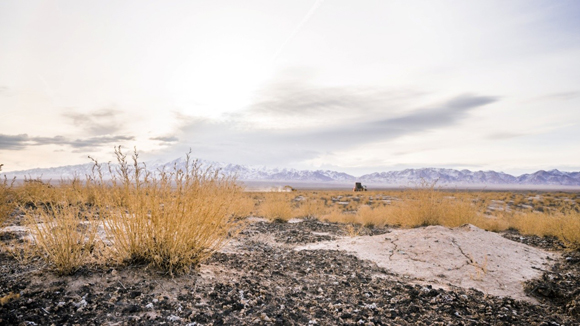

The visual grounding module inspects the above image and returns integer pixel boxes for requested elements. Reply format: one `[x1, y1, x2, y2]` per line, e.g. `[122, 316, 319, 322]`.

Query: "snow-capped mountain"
[358, 168, 519, 185]
[2, 159, 580, 186]
[148, 158, 356, 182]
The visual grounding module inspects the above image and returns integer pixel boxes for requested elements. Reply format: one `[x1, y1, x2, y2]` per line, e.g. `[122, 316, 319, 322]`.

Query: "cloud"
[165, 93, 498, 166]
[0, 134, 30, 150]
[66, 135, 135, 148]
[63, 107, 123, 135]
[0, 134, 135, 151]
[242, 79, 425, 123]
[150, 136, 179, 143]
[289, 94, 498, 148]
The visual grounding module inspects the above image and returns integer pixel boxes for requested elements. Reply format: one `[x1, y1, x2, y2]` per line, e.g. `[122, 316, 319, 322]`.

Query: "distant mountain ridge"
[2, 158, 580, 186]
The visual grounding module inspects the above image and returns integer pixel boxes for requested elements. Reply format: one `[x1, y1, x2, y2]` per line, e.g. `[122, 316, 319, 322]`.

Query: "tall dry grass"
[90, 147, 244, 275]
[385, 181, 478, 227]
[18, 175, 101, 274]
[320, 183, 479, 228]
[321, 206, 351, 224]
[506, 210, 580, 250]
[14, 178, 58, 207]
[559, 212, 580, 249]
[228, 193, 256, 219]
[14, 147, 246, 275]
[25, 202, 100, 275]
[247, 185, 580, 249]
[7, 156, 580, 276]
[258, 193, 294, 222]
[296, 197, 328, 219]
[352, 205, 389, 227]
[0, 164, 16, 226]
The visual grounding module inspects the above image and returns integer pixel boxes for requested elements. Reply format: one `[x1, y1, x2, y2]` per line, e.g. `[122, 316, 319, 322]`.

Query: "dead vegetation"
[0, 164, 15, 227]
[251, 182, 580, 250]
[1, 147, 247, 275]
[1, 158, 580, 276]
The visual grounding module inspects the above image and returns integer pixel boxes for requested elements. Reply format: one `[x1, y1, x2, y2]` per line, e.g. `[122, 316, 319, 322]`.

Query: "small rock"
[167, 315, 181, 322]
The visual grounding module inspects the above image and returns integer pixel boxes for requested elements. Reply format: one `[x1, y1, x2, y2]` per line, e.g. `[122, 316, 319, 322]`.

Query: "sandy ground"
[295, 224, 557, 302]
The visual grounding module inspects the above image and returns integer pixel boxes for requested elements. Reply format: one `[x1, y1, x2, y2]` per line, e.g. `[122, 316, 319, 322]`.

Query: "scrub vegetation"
[1, 148, 247, 275]
[1, 155, 579, 275]
[253, 183, 580, 250]
[0, 164, 16, 227]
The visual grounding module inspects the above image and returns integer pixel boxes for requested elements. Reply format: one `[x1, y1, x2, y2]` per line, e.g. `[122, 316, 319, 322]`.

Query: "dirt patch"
[297, 224, 557, 302]
[0, 220, 577, 325]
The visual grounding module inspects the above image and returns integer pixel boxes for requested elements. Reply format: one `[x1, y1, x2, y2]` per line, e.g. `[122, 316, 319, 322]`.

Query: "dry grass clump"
[559, 212, 580, 250]
[321, 206, 350, 224]
[12, 147, 245, 276]
[25, 201, 100, 275]
[16, 175, 105, 275]
[470, 215, 510, 233]
[14, 178, 58, 207]
[354, 205, 390, 228]
[385, 182, 478, 228]
[228, 193, 256, 218]
[507, 211, 561, 238]
[0, 164, 16, 226]
[258, 193, 294, 222]
[506, 210, 580, 250]
[92, 147, 244, 275]
[316, 185, 479, 229]
[296, 198, 328, 219]
[240, 186, 580, 249]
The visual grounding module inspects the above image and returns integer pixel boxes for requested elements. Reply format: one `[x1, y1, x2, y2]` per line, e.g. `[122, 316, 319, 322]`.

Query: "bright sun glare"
[166, 39, 273, 119]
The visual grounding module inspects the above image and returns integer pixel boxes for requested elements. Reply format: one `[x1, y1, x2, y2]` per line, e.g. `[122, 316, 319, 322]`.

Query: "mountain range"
[2, 157, 580, 187]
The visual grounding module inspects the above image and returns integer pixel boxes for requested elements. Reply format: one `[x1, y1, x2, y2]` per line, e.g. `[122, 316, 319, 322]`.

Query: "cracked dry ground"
[1, 219, 579, 325]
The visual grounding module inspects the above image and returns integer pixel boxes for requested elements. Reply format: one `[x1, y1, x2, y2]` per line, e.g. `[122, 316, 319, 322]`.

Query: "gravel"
[0, 219, 578, 325]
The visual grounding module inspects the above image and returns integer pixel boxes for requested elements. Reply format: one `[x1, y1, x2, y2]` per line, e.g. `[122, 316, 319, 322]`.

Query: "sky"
[1, 0, 580, 176]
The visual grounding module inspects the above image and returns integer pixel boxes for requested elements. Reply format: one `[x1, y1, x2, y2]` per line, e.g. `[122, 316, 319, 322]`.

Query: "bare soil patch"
[1, 219, 578, 325]
[297, 224, 557, 302]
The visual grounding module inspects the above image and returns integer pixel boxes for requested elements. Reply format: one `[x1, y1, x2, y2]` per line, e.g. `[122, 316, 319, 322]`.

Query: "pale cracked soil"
[0, 218, 579, 325]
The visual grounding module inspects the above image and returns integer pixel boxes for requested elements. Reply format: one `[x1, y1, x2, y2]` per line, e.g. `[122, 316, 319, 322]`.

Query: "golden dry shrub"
[355, 205, 390, 228]
[258, 192, 295, 222]
[386, 182, 478, 228]
[296, 197, 328, 219]
[437, 196, 479, 227]
[558, 211, 580, 250]
[228, 193, 257, 219]
[501, 208, 580, 249]
[471, 214, 510, 233]
[505, 210, 559, 238]
[15, 178, 58, 206]
[24, 199, 100, 275]
[396, 182, 445, 227]
[0, 168, 16, 226]
[92, 147, 245, 275]
[343, 223, 365, 237]
[321, 206, 350, 224]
